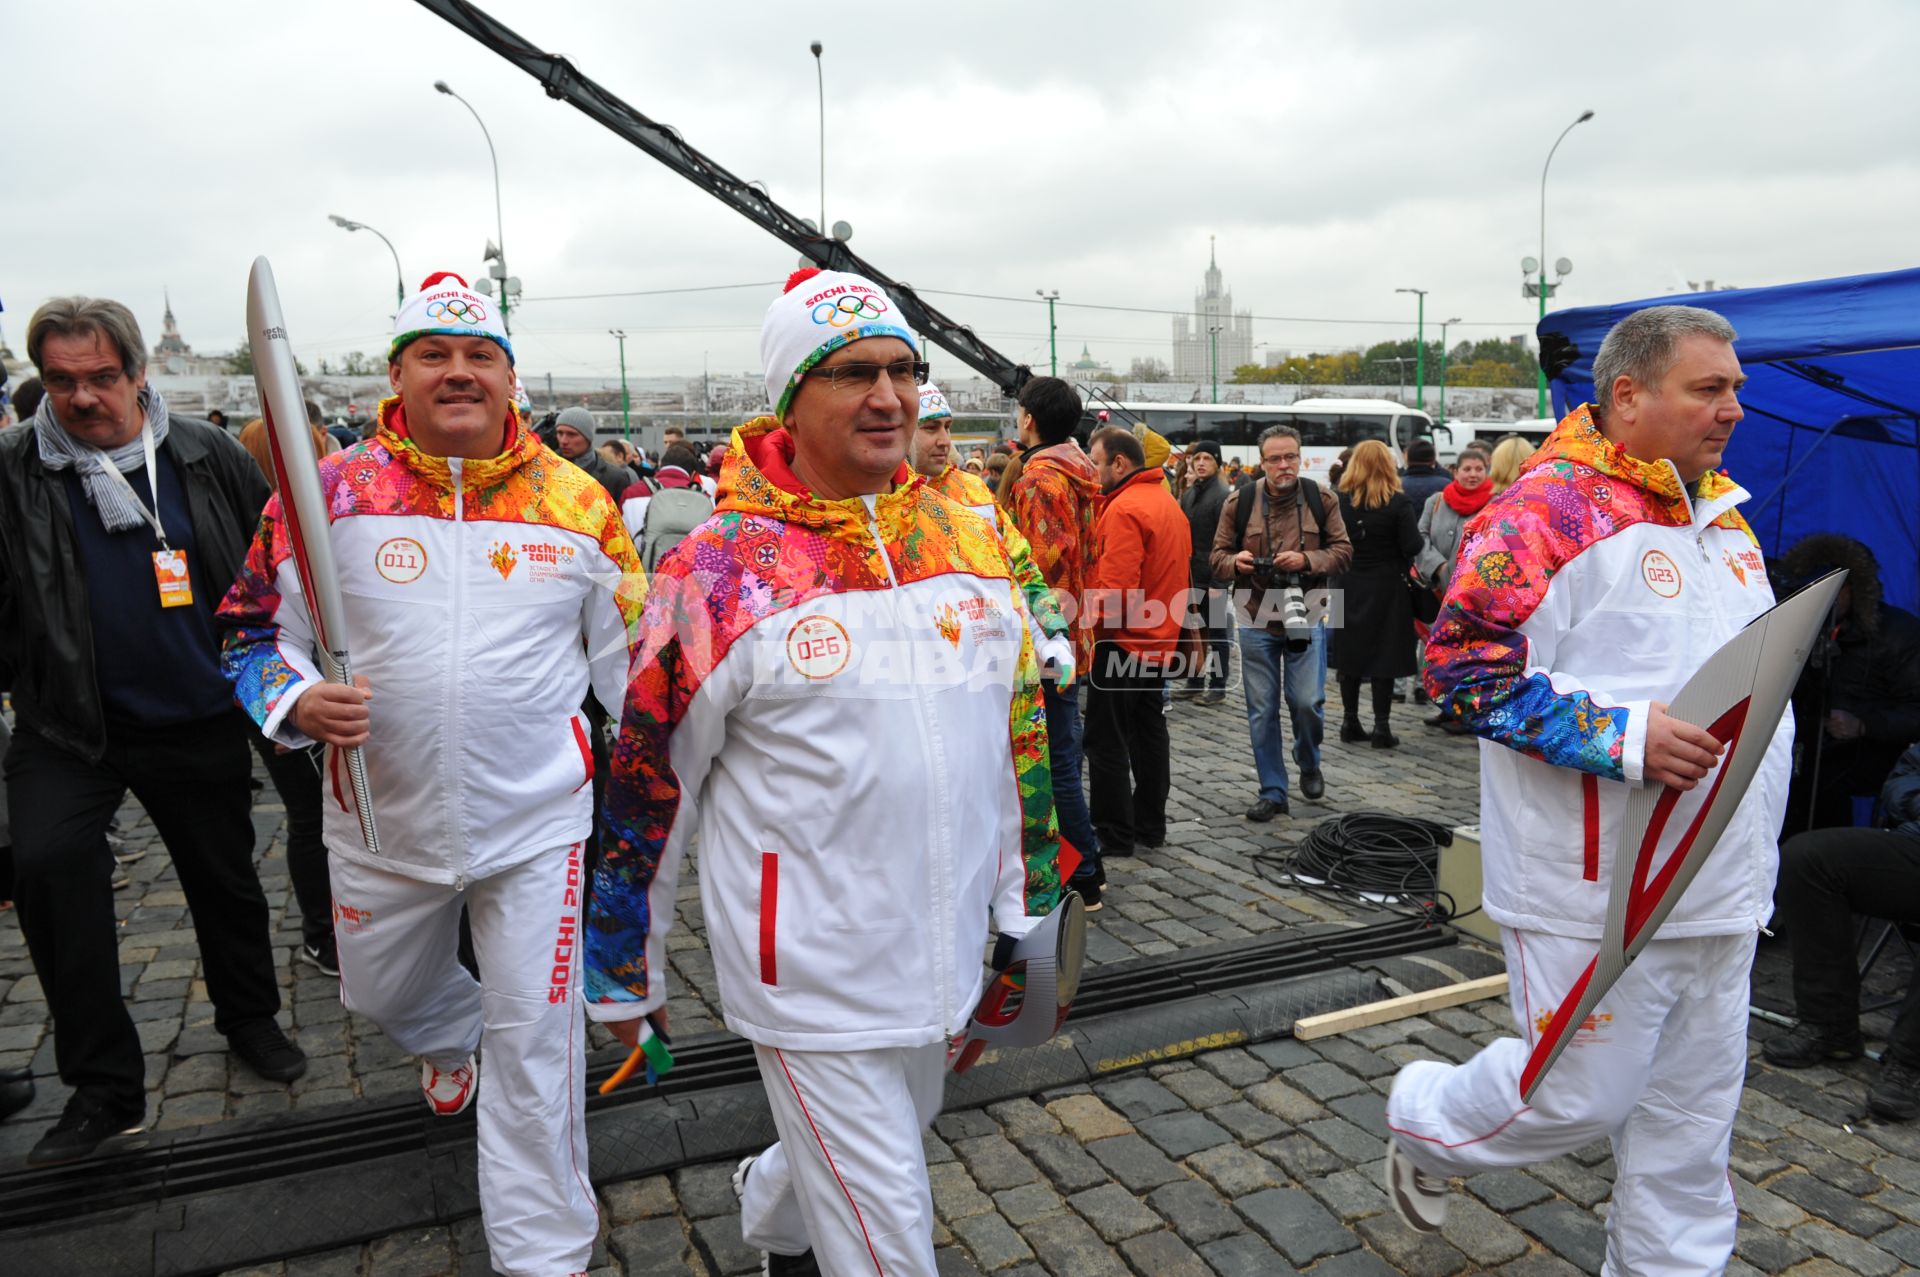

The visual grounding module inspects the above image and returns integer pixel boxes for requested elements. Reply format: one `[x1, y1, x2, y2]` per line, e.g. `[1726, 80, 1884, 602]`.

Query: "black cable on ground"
[1252, 811, 1476, 923]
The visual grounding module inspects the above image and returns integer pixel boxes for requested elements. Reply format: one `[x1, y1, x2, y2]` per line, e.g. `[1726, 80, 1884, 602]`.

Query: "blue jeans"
[1042, 683, 1101, 881]
[1238, 624, 1327, 805]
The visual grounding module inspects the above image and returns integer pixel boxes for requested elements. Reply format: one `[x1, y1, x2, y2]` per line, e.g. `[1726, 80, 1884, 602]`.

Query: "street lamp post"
[1537, 108, 1595, 416]
[1036, 289, 1060, 376]
[610, 329, 630, 440]
[810, 42, 826, 235]
[328, 215, 405, 311]
[1395, 288, 1428, 410]
[1208, 324, 1223, 403]
[435, 79, 513, 336]
[1437, 316, 1462, 425]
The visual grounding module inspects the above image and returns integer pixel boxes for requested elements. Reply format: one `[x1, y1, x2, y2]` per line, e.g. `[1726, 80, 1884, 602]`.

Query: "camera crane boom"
[409, 0, 1034, 395]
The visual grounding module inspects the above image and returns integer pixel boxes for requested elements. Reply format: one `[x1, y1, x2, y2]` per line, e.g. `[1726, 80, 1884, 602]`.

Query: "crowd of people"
[0, 277, 1915, 1277]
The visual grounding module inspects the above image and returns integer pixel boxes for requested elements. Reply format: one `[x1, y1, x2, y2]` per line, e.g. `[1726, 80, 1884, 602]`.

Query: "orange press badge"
[153, 549, 194, 608]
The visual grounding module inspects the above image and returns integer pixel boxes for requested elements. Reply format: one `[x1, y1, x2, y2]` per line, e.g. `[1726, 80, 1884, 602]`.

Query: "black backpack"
[1232, 476, 1326, 550]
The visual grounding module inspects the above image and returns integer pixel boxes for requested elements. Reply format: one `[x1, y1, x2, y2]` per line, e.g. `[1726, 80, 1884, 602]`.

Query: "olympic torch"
[246, 257, 382, 857]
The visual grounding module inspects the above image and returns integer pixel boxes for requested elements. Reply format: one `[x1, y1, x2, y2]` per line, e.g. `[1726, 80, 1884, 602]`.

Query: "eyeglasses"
[42, 370, 127, 396]
[806, 360, 929, 393]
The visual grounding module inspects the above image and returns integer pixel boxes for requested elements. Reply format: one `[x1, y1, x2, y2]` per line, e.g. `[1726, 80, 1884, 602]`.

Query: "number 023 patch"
[786, 615, 851, 680]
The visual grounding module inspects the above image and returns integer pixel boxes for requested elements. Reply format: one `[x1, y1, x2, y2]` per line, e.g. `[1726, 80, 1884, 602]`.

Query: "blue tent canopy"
[1540, 268, 1920, 612]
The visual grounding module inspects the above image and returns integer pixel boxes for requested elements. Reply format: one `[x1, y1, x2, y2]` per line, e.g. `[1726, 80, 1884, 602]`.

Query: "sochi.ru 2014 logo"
[488, 540, 518, 580]
[1640, 549, 1682, 598]
[426, 298, 488, 324]
[375, 537, 428, 584]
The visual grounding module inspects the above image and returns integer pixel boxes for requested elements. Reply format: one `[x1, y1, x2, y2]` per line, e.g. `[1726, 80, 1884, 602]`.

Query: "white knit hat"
[391, 271, 514, 364]
[918, 379, 953, 422]
[761, 268, 917, 417]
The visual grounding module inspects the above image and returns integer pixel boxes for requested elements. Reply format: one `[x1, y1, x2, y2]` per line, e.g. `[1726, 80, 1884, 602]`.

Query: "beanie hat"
[1189, 439, 1222, 462]
[918, 379, 953, 422]
[555, 406, 596, 436]
[391, 271, 514, 365]
[761, 268, 918, 418]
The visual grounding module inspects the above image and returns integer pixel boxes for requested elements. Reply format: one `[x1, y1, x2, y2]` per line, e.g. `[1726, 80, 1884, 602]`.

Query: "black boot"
[0, 1067, 33, 1123]
[1371, 679, 1398, 748]
[1761, 1025, 1865, 1069]
[1870, 1057, 1920, 1121]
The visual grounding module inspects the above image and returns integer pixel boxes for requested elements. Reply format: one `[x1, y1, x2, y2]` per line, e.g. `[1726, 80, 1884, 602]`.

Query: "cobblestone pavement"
[6, 681, 1918, 1276]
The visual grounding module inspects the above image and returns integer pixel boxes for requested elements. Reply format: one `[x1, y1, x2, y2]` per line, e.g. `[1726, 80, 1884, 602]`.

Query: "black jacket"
[0, 415, 270, 761]
[1178, 475, 1231, 584]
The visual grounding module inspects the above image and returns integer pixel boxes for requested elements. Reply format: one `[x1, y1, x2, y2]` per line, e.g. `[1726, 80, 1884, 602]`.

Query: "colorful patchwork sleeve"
[216, 496, 326, 745]
[580, 501, 649, 715]
[995, 599, 1065, 935]
[582, 566, 740, 1019]
[1011, 469, 1075, 596]
[995, 506, 1066, 638]
[1423, 495, 1642, 782]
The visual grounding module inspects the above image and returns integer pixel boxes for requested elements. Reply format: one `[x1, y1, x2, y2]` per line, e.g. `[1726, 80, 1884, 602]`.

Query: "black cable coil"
[1254, 811, 1472, 922]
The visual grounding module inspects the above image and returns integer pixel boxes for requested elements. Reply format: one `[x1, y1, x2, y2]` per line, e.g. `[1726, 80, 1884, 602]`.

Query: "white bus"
[1076, 395, 1457, 477]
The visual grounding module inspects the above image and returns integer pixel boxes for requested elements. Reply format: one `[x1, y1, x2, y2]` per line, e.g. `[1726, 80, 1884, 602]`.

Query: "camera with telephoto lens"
[1250, 558, 1314, 653]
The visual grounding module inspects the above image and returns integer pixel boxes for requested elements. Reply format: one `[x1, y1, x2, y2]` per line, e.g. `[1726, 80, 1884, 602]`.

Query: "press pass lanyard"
[95, 428, 195, 608]
[94, 426, 169, 547]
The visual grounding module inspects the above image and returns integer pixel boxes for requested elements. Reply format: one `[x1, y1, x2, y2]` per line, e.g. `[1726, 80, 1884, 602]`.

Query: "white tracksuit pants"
[1386, 927, 1757, 1277]
[738, 1041, 948, 1276]
[330, 844, 596, 1277]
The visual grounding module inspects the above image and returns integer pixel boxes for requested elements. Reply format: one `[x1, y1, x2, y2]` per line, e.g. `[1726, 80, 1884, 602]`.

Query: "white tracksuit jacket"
[1424, 404, 1793, 938]
[219, 400, 645, 882]
[581, 417, 1066, 1050]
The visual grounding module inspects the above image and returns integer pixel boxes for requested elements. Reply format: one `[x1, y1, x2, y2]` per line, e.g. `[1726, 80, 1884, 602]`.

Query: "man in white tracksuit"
[1385, 306, 1793, 1275]
[582, 269, 1067, 1276]
[220, 271, 644, 1277]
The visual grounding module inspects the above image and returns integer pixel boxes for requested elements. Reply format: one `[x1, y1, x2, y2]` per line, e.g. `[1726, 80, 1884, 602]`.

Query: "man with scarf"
[1, 297, 303, 1167]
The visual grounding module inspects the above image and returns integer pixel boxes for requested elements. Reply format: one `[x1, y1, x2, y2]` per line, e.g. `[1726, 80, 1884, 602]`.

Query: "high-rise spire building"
[1171, 237, 1254, 387]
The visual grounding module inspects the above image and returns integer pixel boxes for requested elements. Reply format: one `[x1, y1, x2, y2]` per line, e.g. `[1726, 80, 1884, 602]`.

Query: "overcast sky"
[6, 0, 1916, 387]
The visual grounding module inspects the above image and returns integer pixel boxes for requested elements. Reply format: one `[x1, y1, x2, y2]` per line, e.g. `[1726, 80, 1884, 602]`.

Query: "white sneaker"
[420, 1055, 477, 1116]
[1382, 1136, 1448, 1234]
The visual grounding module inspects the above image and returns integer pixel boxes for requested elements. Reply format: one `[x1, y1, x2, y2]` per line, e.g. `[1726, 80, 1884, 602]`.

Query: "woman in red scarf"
[1415, 444, 1493, 732]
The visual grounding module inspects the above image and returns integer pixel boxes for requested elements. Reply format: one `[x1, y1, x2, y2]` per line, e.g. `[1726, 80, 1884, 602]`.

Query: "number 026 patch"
[786, 614, 851, 680]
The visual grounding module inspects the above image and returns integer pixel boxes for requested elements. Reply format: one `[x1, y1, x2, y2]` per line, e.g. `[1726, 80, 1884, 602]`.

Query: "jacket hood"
[1782, 533, 1883, 638]
[1022, 440, 1103, 502]
[716, 415, 924, 543]
[1535, 404, 1746, 525]
[375, 395, 543, 490]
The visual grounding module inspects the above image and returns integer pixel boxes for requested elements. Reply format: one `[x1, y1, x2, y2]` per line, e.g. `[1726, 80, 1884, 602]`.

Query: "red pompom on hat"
[417, 270, 470, 291]
[784, 267, 823, 293]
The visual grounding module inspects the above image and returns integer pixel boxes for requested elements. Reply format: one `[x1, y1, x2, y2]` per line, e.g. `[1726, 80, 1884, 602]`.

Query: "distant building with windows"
[149, 291, 228, 376]
[1062, 343, 1116, 384]
[1171, 238, 1253, 385]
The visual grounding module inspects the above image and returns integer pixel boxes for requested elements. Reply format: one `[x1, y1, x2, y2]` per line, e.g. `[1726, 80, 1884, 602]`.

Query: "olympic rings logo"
[810, 294, 889, 327]
[426, 298, 489, 324]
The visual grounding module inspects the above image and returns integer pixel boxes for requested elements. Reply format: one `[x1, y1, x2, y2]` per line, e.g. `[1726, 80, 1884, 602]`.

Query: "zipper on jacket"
[449, 457, 469, 887]
[867, 507, 957, 1034]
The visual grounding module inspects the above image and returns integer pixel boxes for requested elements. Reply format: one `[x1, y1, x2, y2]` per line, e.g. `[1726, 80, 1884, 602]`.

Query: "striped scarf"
[34, 387, 172, 533]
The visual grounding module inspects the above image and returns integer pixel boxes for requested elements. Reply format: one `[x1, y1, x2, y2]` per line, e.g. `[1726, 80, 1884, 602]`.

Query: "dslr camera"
[1250, 558, 1314, 654]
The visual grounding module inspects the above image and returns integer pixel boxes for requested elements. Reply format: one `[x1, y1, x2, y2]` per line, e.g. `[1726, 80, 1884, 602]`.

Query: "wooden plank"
[1293, 974, 1510, 1041]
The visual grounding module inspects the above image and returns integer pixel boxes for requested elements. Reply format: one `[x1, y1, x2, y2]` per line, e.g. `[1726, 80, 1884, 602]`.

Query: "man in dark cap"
[1175, 440, 1232, 703]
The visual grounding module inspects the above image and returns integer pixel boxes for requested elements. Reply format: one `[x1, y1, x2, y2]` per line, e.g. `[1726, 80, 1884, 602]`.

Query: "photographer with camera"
[1210, 425, 1352, 821]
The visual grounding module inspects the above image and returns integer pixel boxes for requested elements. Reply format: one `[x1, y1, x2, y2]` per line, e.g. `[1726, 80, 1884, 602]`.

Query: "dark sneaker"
[227, 1018, 308, 1083]
[733, 1155, 823, 1275]
[1440, 719, 1473, 736]
[1382, 1136, 1448, 1233]
[1171, 684, 1202, 701]
[1245, 798, 1288, 823]
[1870, 1058, 1920, 1122]
[1761, 1027, 1865, 1069]
[0, 1066, 35, 1123]
[1103, 842, 1136, 858]
[27, 1093, 146, 1167]
[1071, 878, 1104, 912]
[1372, 730, 1400, 749]
[1301, 770, 1325, 801]
[1340, 721, 1370, 743]
[296, 941, 340, 978]
[1196, 689, 1226, 706]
